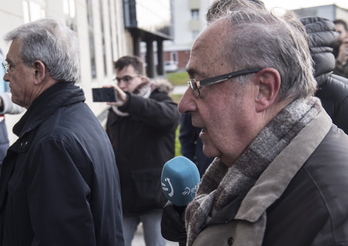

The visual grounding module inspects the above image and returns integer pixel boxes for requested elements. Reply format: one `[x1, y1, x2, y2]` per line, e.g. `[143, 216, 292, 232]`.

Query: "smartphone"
[92, 88, 117, 102]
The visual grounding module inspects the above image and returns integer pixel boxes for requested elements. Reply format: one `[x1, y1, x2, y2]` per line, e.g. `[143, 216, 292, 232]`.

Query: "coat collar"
[235, 110, 332, 222]
[13, 82, 85, 138]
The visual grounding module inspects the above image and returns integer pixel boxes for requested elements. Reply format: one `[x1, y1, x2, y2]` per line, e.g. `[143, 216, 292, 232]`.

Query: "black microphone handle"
[173, 204, 187, 215]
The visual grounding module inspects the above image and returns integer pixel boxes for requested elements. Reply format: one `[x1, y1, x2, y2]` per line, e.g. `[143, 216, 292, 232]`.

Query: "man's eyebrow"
[186, 68, 208, 80]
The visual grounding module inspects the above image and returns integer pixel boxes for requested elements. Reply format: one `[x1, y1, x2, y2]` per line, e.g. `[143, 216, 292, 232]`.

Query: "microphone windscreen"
[161, 156, 200, 207]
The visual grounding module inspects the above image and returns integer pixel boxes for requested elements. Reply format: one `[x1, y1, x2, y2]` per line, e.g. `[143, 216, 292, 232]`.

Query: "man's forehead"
[116, 65, 135, 74]
[187, 20, 230, 77]
[201, 19, 229, 41]
[335, 23, 346, 32]
[192, 19, 231, 56]
[6, 40, 21, 61]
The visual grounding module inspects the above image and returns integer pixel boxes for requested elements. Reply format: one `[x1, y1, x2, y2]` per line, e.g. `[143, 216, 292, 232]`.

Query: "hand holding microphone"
[160, 156, 201, 245]
[161, 156, 201, 208]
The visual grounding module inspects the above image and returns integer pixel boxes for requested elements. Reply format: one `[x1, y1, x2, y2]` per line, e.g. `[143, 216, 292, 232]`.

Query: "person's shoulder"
[254, 131, 348, 245]
[302, 125, 348, 192]
[151, 79, 174, 95]
[330, 74, 348, 88]
[150, 89, 176, 103]
[35, 103, 100, 141]
[297, 128, 348, 243]
[308, 124, 348, 160]
[318, 74, 348, 101]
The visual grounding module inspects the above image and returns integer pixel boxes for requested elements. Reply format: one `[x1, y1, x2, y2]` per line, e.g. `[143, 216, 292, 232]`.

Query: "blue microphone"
[161, 156, 200, 207]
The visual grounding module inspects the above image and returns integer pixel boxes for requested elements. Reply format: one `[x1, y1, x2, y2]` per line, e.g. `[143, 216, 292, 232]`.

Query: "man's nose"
[178, 88, 196, 114]
[118, 80, 127, 89]
[3, 72, 9, 82]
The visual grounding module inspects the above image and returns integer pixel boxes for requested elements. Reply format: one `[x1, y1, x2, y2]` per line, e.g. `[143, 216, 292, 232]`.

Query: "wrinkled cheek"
[11, 84, 24, 107]
[10, 91, 20, 106]
[201, 133, 221, 158]
[202, 144, 221, 159]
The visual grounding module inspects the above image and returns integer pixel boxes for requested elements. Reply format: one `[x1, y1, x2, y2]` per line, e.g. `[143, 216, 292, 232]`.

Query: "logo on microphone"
[183, 186, 198, 197]
[161, 178, 198, 198]
[161, 178, 174, 197]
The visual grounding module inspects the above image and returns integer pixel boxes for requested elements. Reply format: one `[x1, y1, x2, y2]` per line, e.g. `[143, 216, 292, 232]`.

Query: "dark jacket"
[301, 16, 348, 134]
[0, 92, 25, 167]
[0, 82, 124, 246]
[0, 120, 9, 167]
[333, 61, 348, 78]
[106, 82, 180, 217]
[162, 111, 348, 245]
[263, 125, 348, 245]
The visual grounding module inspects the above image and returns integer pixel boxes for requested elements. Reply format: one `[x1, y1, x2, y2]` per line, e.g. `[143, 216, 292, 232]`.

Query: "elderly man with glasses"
[0, 18, 124, 246]
[161, 2, 348, 246]
[105, 55, 180, 246]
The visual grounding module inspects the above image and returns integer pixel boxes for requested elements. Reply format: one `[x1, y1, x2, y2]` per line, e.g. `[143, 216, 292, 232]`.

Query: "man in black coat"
[0, 92, 25, 168]
[106, 55, 180, 246]
[332, 19, 348, 78]
[302, 16, 348, 134]
[0, 18, 124, 246]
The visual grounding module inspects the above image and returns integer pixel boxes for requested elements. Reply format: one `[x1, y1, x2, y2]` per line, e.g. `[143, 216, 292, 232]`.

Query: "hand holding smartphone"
[92, 88, 117, 102]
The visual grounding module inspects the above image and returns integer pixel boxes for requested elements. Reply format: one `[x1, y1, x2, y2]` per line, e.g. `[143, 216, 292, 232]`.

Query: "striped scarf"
[185, 97, 322, 246]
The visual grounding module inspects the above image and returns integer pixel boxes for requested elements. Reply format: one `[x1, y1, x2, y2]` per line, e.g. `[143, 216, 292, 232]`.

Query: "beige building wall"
[0, 0, 130, 144]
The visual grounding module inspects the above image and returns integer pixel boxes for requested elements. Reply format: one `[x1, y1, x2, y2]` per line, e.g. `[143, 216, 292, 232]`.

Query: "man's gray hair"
[206, 0, 266, 23]
[4, 18, 80, 82]
[220, 8, 317, 100]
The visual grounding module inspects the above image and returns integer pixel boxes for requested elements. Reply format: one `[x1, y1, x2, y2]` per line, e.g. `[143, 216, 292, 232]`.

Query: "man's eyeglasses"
[114, 75, 140, 83]
[188, 68, 262, 97]
[2, 61, 11, 74]
[2, 60, 29, 74]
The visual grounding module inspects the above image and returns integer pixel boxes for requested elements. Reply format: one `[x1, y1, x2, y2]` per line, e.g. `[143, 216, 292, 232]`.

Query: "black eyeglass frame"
[114, 75, 141, 83]
[188, 68, 263, 97]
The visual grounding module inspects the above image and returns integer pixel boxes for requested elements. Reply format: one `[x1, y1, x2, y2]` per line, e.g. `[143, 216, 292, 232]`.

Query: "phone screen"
[92, 88, 117, 102]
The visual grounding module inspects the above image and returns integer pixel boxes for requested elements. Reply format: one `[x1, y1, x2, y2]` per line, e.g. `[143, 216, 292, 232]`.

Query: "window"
[99, 0, 107, 76]
[170, 52, 177, 63]
[23, 0, 46, 23]
[63, 0, 75, 18]
[63, 0, 77, 31]
[86, 0, 97, 79]
[108, 0, 115, 62]
[191, 9, 199, 19]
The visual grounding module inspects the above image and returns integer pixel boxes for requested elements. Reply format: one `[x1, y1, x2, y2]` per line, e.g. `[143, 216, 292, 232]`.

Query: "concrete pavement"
[132, 224, 178, 246]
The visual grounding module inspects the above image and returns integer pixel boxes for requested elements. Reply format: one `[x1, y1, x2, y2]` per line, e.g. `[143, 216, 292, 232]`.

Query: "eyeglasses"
[2, 61, 11, 73]
[114, 75, 140, 83]
[188, 68, 262, 97]
[2, 60, 29, 74]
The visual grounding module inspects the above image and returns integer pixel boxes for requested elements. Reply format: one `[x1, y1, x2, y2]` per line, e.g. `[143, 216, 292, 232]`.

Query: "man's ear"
[255, 68, 281, 112]
[33, 60, 47, 85]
